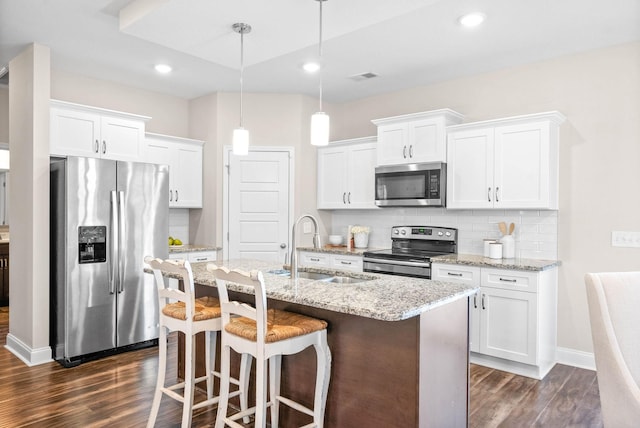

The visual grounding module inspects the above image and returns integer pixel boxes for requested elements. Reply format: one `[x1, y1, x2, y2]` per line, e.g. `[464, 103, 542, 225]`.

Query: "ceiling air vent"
[349, 72, 378, 82]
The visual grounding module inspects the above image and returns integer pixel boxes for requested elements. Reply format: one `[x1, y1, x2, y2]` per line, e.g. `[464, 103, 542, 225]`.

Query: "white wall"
[0, 86, 8, 143]
[331, 41, 640, 355]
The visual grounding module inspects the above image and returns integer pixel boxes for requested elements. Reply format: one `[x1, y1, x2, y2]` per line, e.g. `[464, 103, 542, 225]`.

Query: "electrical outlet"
[303, 222, 312, 234]
[611, 231, 640, 248]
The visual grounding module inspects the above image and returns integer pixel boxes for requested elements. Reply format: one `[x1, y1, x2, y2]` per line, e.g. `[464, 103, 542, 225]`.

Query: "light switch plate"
[611, 231, 640, 248]
[303, 222, 312, 234]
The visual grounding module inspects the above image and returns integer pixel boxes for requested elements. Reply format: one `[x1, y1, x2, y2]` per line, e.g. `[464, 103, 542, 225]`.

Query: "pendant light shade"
[310, 0, 329, 147]
[310, 112, 330, 146]
[232, 22, 251, 155]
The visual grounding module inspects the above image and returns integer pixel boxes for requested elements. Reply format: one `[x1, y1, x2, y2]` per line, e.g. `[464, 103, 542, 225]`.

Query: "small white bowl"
[328, 235, 343, 245]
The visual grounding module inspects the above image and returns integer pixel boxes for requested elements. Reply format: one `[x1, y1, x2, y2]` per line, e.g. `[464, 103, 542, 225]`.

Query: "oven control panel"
[391, 226, 457, 241]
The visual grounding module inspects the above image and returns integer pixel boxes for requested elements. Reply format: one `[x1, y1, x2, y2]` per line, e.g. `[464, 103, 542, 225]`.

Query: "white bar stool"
[145, 257, 250, 427]
[207, 264, 332, 428]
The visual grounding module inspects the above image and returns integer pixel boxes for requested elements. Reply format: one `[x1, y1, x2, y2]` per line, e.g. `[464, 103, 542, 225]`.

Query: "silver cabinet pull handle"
[348, 192, 351, 204]
[169, 190, 173, 202]
[447, 272, 463, 277]
[481, 293, 486, 310]
[488, 187, 492, 202]
[495, 187, 500, 202]
[340, 260, 352, 265]
[499, 277, 517, 283]
[409, 145, 413, 158]
[403, 145, 407, 159]
[175, 190, 178, 202]
[343, 192, 346, 204]
[102, 140, 106, 154]
[473, 294, 478, 309]
[310, 257, 320, 262]
[95, 139, 99, 153]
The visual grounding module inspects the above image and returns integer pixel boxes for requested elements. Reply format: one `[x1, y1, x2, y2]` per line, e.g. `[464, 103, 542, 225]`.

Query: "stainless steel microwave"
[375, 162, 446, 207]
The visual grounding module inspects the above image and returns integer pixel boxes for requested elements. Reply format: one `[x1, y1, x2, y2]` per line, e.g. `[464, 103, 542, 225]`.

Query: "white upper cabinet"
[372, 109, 464, 165]
[144, 133, 204, 208]
[317, 137, 377, 209]
[50, 100, 149, 162]
[447, 112, 565, 210]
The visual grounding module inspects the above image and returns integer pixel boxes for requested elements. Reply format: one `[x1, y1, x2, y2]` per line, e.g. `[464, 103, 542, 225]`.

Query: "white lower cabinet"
[169, 250, 218, 263]
[432, 263, 557, 379]
[298, 251, 363, 273]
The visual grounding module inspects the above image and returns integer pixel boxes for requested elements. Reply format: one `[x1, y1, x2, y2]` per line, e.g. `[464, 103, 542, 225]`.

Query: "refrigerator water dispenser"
[78, 226, 106, 263]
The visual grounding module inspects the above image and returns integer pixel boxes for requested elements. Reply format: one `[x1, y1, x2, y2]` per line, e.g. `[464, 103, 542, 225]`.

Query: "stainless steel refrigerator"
[50, 156, 169, 366]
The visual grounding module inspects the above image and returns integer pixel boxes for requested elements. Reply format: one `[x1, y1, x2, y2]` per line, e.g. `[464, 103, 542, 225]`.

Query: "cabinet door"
[346, 143, 377, 209]
[144, 137, 175, 205]
[494, 121, 551, 208]
[446, 128, 494, 208]
[173, 143, 203, 208]
[50, 107, 101, 158]
[317, 147, 348, 209]
[100, 116, 144, 162]
[408, 118, 445, 163]
[479, 287, 537, 365]
[376, 123, 408, 166]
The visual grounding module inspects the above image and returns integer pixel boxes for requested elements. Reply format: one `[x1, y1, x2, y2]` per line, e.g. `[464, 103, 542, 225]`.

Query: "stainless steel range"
[363, 226, 457, 279]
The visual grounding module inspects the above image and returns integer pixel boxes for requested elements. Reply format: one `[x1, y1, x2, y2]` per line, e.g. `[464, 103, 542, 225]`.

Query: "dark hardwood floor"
[0, 307, 602, 427]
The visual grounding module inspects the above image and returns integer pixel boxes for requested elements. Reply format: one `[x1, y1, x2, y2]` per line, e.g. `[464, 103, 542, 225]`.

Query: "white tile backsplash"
[331, 208, 558, 260]
[169, 209, 190, 244]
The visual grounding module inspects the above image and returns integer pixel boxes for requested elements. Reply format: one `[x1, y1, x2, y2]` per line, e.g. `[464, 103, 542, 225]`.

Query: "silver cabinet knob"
[280, 243, 286, 249]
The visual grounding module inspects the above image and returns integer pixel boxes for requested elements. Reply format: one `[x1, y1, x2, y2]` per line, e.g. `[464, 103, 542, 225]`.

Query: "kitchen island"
[168, 259, 477, 427]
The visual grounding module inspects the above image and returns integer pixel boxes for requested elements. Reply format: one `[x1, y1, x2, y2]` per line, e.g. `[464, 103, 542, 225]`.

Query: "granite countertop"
[296, 246, 380, 256]
[156, 259, 477, 322]
[169, 244, 221, 254]
[433, 254, 561, 271]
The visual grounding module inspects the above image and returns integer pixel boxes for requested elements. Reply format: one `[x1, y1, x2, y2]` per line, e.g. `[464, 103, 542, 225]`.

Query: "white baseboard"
[556, 346, 596, 371]
[5, 333, 53, 366]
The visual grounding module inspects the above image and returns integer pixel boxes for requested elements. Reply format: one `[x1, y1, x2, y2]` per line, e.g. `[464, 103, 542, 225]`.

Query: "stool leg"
[269, 355, 282, 428]
[215, 341, 231, 428]
[313, 331, 332, 428]
[239, 353, 252, 424]
[206, 331, 217, 400]
[182, 332, 195, 427]
[147, 326, 167, 428]
[255, 357, 268, 428]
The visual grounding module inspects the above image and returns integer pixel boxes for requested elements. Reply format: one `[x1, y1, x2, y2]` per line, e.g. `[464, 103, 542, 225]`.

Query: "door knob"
[280, 243, 286, 249]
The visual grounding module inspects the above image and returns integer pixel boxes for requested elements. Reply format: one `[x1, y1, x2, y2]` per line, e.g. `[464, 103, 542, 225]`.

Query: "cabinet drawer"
[332, 254, 363, 272]
[188, 251, 217, 263]
[432, 263, 480, 285]
[482, 268, 538, 292]
[300, 252, 330, 267]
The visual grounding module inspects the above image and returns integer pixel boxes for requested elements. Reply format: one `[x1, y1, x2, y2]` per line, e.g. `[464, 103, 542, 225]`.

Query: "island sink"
[267, 269, 373, 284]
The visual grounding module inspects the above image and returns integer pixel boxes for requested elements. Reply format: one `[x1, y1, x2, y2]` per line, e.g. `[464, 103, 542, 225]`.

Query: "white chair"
[207, 264, 331, 428]
[145, 257, 249, 427]
[585, 272, 640, 427]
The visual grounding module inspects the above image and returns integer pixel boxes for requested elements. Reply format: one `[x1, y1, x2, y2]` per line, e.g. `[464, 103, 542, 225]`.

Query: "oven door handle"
[363, 258, 429, 268]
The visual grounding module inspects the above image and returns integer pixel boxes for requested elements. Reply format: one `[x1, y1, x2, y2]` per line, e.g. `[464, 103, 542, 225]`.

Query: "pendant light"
[232, 22, 251, 156]
[310, 0, 329, 146]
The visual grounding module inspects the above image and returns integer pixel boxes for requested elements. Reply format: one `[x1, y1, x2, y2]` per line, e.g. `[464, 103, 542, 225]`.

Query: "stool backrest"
[145, 256, 197, 320]
[206, 264, 267, 342]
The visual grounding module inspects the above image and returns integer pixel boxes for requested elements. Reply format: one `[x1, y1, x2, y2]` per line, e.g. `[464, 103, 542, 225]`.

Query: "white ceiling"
[1, 0, 639, 103]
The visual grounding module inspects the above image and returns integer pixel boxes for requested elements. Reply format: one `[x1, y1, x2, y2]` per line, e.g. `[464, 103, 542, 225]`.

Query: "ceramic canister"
[489, 242, 503, 259]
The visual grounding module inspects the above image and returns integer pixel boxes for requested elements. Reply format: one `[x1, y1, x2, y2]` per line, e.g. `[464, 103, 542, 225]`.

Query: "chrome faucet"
[290, 214, 322, 280]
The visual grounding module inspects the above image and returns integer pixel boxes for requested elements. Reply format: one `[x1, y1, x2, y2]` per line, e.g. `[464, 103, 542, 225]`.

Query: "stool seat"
[163, 296, 222, 321]
[226, 308, 328, 343]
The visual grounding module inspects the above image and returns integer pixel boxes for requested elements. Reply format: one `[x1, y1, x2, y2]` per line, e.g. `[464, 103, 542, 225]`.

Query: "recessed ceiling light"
[458, 12, 486, 28]
[154, 64, 172, 74]
[303, 62, 321, 73]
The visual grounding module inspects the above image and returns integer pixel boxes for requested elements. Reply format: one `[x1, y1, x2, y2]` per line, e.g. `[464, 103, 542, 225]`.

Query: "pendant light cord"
[318, 0, 324, 113]
[239, 26, 245, 127]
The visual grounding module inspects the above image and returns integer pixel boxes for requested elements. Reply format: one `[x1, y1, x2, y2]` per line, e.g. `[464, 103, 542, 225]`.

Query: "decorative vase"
[354, 232, 369, 248]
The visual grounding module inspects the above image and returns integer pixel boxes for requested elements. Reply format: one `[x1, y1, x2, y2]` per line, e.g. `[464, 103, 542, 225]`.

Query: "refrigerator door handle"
[109, 190, 118, 294]
[117, 190, 126, 293]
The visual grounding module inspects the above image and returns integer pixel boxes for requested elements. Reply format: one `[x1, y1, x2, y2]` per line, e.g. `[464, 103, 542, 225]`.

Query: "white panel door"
[228, 150, 290, 263]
